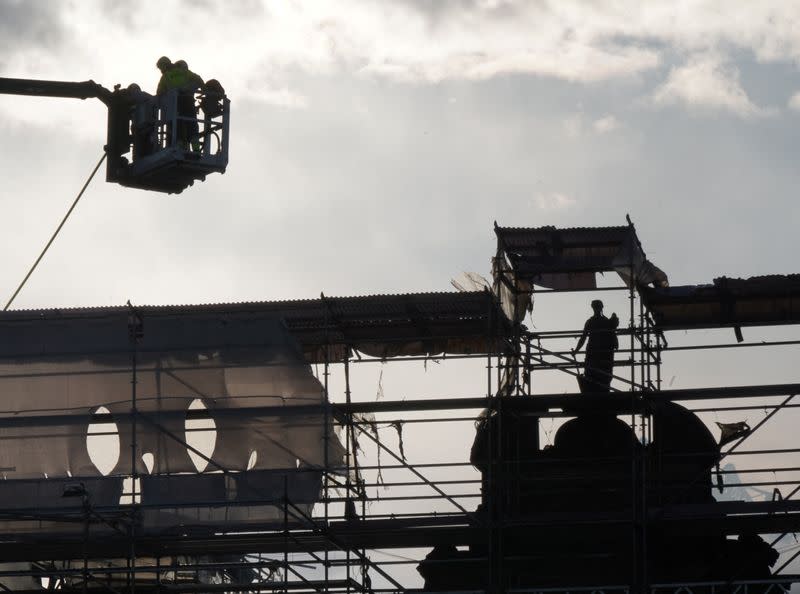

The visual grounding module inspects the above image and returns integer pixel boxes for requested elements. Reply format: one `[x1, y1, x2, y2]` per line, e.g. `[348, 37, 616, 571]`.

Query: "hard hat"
[156, 56, 172, 69]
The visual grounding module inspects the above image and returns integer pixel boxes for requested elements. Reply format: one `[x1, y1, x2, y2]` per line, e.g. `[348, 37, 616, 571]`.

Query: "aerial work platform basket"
[0, 77, 230, 194]
[110, 88, 230, 194]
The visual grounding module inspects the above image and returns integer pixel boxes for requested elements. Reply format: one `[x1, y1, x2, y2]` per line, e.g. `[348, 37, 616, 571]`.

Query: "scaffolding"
[0, 221, 798, 593]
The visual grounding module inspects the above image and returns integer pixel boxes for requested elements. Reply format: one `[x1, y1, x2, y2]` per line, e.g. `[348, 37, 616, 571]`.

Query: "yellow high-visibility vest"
[157, 67, 202, 95]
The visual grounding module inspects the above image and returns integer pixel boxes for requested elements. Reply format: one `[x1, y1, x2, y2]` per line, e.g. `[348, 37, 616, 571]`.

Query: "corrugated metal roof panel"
[0, 292, 509, 360]
[495, 225, 633, 251]
[494, 225, 641, 279]
[0, 291, 495, 320]
[643, 275, 800, 330]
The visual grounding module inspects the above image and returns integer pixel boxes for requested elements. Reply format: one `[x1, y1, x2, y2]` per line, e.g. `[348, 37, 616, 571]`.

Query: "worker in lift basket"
[572, 299, 619, 393]
[155, 56, 204, 151]
[126, 83, 157, 159]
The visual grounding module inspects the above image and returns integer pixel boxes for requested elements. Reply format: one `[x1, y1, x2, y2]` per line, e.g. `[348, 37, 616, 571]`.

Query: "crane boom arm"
[0, 77, 112, 105]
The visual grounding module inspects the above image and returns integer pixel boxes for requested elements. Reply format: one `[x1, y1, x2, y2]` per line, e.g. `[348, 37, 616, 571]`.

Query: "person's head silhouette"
[591, 299, 603, 315]
[156, 56, 172, 74]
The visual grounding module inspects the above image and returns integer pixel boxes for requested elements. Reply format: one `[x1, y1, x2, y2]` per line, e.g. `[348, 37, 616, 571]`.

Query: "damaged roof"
[643, 275, 800, 330]
[494, 224, 641, 276]
[0, 291, 510, 361]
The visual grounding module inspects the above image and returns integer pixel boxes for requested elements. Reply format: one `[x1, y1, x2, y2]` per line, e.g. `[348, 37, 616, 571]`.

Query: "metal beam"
[0, 383, 797, 431]
[0, 77, 112, 104]
[4, 499, 800, 561]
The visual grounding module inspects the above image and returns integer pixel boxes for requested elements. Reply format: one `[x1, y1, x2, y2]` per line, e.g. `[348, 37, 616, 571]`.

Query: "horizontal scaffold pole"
[0, 383, 796, 428]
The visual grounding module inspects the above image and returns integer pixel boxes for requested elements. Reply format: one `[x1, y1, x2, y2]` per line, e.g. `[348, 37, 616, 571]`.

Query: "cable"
[370, 549, 418, 562]
[4, 152, 106, 311]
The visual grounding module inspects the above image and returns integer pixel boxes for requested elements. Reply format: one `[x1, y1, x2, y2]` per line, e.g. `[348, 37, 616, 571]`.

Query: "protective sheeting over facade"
[642, 275, 800, 330]
[494, 224, 668, 290]
[0, 308, 345, 533]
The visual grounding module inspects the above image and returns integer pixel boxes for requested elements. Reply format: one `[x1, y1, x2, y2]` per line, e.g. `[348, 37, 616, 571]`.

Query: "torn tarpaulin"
[716, 421, 751, 447]
[354, 412, 384, 490]
[494, 224, 669, 291]
[0, 311, 343, 479]
[391, 421, 406, 461]
[492, 247, 533, 324]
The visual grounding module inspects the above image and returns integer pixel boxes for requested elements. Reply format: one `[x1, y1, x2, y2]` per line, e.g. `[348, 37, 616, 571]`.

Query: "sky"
[0, 0, 799, 309]
[1, 0, 800, 588]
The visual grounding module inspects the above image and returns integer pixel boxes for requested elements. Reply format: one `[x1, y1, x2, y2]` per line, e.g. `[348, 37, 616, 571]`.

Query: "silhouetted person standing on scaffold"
[573, 300, 619, 393]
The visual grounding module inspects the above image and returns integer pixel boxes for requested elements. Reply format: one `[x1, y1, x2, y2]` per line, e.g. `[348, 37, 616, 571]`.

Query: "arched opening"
[185, 399, 216, 472]
[246, 450, 257, 471]
[86, 406, 120, 476]
[141, 452, 155, 474]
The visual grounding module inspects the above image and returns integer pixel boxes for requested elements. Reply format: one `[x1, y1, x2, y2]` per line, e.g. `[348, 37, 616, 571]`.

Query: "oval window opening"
[246, 450, 257, 471]
[185, 399, 216, 472]
[87, 406, 120, 476]
[141, 452, 155, 474]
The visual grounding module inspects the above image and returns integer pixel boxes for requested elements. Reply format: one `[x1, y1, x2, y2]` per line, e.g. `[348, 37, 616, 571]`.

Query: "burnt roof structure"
[643, 275, 800, 330]
[0, 290, 509, 362]
[494, 222, 668, 292]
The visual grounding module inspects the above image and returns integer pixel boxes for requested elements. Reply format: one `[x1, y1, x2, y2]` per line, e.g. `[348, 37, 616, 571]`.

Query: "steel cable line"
[4, 152, 106, 311]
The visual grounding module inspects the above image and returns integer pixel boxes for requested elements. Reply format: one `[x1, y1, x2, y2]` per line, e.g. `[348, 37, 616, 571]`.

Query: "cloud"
[245, 80, 309, 109]
[789, 91, 800, 111]
[652, 54, 767, 118]
[5, 2, 800, 85]
[564, 113, 619, 137]
[384, 1, 800, 84]
[2, 1, 799, 118]
[563, 113, 584, 138]
[259, 88, 309, 109]
[0, 0, 64, 50]
[533, 192, 576, 211]
[593, 115, 619, 133]
[360, 44, 660, 84]
[0, 0, 66, 72]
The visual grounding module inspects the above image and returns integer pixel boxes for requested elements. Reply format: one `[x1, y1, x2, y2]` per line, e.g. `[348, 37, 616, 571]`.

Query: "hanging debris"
[376, 369, 385, 400]
[716, 421, 751, 447]
[391, 421, 406, 461]
[355, 413, 385, 490]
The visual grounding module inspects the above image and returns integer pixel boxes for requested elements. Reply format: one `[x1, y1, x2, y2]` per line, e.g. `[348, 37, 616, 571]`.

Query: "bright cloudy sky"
[1, 0, 799, 310]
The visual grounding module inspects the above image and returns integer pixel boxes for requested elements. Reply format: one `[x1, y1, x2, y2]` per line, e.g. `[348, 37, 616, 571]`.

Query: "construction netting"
[0, 311, 345, 533]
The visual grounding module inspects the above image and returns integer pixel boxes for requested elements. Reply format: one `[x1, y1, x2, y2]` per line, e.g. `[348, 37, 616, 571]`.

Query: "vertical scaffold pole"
[323, 352, 331, 588]
[638, 275, 648, 593]
[627, 217, 647, 593]
[283, 474, 289, 593]
[627, 224, 639, 593]
[344, 355, 353, 594]
[489, 294, 504, 594]
[525, 336, 532, 396]
[322, 302, 332, 590]
[127, 302, 141, 594]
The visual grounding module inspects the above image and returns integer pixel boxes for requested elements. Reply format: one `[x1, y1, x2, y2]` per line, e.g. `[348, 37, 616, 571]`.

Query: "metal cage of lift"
[111, 88, 230, 194]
